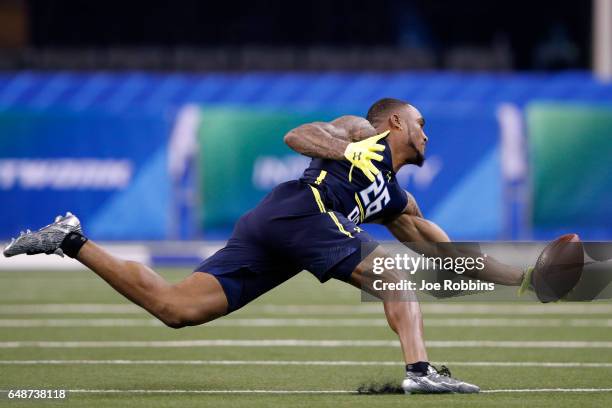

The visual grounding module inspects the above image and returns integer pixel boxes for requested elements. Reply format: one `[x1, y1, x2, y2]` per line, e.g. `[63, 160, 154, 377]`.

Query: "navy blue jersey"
[300, 138, 407, 225]
[195, 136, 402, 313]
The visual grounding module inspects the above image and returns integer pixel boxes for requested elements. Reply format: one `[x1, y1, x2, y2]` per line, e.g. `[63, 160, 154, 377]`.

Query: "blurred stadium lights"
[0, 0, 594, 72]
[0, 47, 439, 71]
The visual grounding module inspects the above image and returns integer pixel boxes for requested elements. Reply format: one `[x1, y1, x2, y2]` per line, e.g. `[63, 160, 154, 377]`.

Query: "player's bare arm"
[283, 115, 376, 159]
[285, 115, 388, 181]
[385, 191, 524, 286]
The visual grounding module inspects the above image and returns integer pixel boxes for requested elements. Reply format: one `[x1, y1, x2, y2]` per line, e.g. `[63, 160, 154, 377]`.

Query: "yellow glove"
[343, 131, 389, 182]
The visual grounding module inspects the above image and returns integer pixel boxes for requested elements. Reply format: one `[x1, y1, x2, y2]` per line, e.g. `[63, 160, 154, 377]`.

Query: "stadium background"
[0, 1, 611, 406]
[0, 1, 611, 251]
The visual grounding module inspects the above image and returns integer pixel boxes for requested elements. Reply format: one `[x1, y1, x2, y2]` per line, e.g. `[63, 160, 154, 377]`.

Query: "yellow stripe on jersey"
[354, 192, 365, 223]
[315, 170, 327, 185]
[327, 211, 353, 238]
[310, 184, 353, 238]
[309, 185, 325, 213]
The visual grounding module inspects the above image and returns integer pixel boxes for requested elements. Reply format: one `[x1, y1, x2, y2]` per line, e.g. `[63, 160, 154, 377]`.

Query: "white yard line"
[2, 388, 611, 395]
[482, 388, 612, 393]
[1, 360, 611, 368]
[256, 304, 612, 315]
[0, 304, 142, 314]
[0, 319, 164, 327]
[1, 339, 612, 348]
[2, 303, 612, 315]
[0, 317, 611, 328]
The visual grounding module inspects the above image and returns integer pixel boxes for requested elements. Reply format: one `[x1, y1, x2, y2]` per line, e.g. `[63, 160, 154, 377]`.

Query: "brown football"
[532, 234, 584, 303]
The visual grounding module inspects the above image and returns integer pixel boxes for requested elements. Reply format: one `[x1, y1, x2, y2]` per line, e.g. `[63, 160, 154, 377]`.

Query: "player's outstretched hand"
[344, 131, 389, 182]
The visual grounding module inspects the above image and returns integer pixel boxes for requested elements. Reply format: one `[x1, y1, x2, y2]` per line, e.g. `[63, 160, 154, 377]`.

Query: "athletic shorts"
[194, 180, 378, 312]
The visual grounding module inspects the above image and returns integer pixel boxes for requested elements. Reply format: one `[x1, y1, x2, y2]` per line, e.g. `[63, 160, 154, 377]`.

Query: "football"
[532, 233, 584, 303]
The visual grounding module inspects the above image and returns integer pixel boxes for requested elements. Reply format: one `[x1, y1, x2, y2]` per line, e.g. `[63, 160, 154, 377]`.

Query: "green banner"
[527, 102, 612, 230]
[197, 107, 337, 229]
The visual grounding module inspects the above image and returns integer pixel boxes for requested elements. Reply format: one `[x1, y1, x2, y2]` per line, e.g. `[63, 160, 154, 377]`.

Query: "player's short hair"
[366, 98, 409, 125]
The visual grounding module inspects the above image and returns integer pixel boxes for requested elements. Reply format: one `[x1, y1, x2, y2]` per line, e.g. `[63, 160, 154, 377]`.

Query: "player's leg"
[346, 245, 479, 394]
[3, 212, 228, 328]
[77, 241, 228, 328]
[347, 247, 427, 363]
[76, 218, 301, 325]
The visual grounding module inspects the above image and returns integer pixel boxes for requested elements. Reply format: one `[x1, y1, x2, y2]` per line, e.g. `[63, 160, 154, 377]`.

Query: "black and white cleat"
[3, 212, 82, 258]
[402, 365, 480, 394]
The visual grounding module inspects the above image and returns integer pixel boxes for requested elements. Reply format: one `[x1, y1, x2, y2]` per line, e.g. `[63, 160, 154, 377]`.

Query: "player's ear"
[389, 113, 403, 130]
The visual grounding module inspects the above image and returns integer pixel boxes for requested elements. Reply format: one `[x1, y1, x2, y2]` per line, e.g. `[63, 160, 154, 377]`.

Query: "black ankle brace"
[60, 232, 88, 258]
[406, 361, 430, 376]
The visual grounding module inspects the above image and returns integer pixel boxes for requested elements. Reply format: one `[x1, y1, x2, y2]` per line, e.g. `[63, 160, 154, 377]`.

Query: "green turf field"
[0, 269, 611, 407]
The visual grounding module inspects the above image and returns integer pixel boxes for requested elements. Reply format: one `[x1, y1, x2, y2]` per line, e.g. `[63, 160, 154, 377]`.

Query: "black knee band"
[60, 232, 88, 258]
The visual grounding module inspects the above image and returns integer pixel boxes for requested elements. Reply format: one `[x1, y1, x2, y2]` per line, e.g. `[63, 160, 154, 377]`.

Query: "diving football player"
[4, 98, 532, 394]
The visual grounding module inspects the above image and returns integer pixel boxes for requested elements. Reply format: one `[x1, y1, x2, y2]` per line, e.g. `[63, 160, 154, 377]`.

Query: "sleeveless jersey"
[300, 138, 407, 224]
